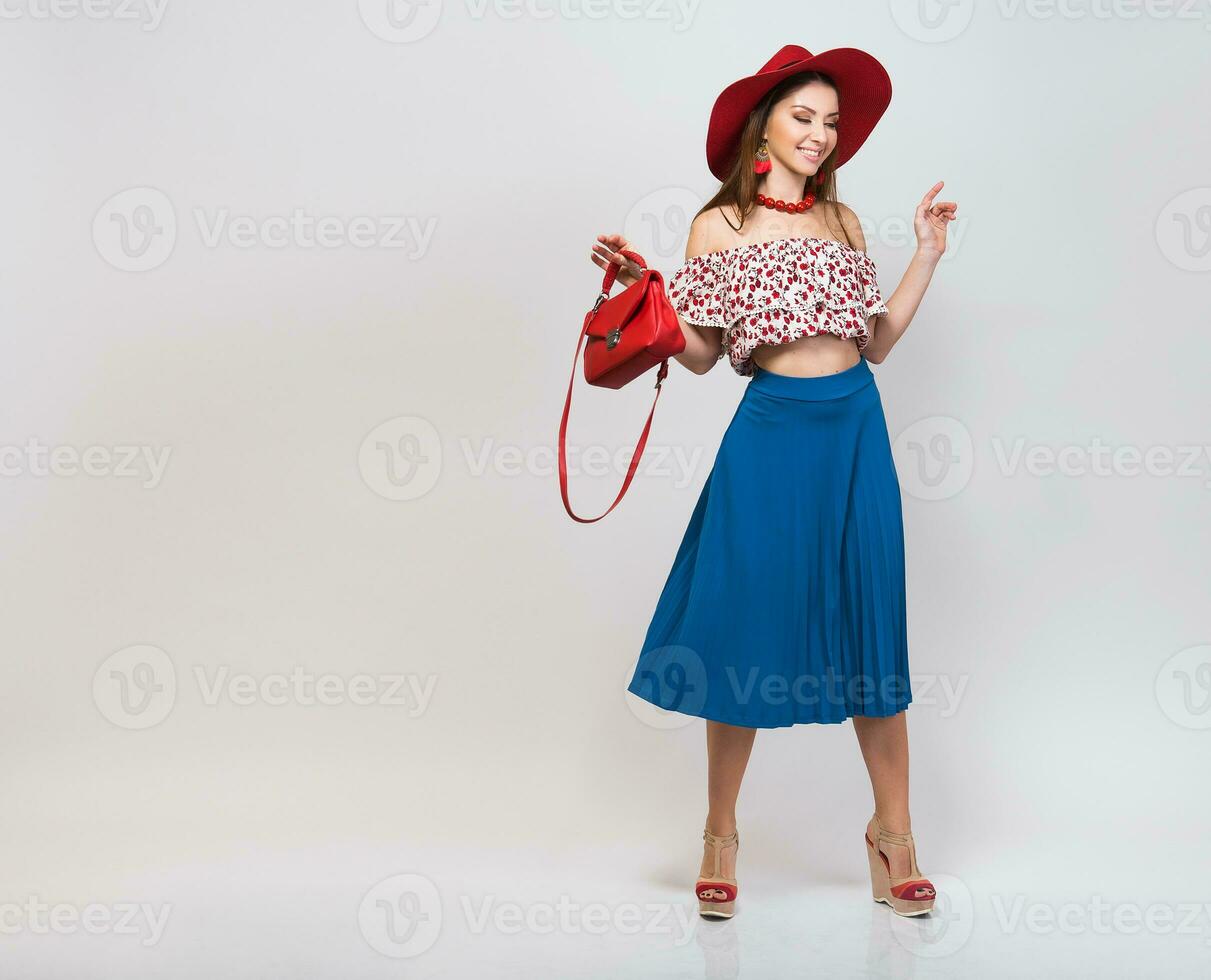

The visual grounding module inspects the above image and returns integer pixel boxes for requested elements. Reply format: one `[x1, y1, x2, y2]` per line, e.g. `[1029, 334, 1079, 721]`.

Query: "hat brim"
[706, 47, 892, 182]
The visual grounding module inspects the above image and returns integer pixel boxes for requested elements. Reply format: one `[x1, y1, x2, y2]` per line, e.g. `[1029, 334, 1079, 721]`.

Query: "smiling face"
[762, 80, 839, 177]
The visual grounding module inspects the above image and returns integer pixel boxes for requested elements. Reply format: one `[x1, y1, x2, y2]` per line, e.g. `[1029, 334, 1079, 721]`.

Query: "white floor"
[4, 837, 1209, 979]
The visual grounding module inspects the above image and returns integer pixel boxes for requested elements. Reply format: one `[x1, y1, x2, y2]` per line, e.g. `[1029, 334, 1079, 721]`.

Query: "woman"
[591, 45, 958, 920]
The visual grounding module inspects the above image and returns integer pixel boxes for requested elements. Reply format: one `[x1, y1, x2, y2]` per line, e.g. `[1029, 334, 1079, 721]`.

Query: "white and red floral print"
[665, 236, 890, 376]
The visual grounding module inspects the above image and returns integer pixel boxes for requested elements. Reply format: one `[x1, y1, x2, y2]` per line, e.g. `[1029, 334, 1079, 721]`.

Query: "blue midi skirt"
[626, 356, 911, 728]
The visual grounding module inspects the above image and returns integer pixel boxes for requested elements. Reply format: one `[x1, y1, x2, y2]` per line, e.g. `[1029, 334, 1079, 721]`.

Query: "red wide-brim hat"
[705, 44, 892, 181]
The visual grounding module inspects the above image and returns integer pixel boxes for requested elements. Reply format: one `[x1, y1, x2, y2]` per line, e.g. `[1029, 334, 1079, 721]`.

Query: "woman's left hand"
[914, 180, 958, 256]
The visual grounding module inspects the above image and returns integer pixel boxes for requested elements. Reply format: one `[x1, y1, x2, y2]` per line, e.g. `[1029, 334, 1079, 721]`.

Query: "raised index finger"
[919, 181, 944, 208]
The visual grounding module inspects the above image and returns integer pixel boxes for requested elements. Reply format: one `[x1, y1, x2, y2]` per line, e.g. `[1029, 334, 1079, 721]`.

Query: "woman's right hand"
[590, 233, 644, 290]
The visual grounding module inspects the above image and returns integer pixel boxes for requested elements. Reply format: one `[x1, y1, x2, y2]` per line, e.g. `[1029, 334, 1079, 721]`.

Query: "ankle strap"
[702, 828, 738, 881]
[877, 827, 914, 845]
[871, 813, 913, 843]
[870, 815, 920, 878]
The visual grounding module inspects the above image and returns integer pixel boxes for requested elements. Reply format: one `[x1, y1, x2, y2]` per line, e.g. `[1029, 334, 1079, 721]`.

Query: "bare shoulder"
[828, 201, 869, 253]
[684, 206, 735, 261]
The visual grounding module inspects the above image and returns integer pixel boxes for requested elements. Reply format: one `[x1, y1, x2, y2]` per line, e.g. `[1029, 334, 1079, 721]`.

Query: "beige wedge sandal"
[695, 828, 739, 919]
[864, 813, 936, 916]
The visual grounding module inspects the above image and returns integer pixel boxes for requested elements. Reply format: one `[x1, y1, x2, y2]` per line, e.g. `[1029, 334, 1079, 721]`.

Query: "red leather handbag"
[558, 249, 686, 523]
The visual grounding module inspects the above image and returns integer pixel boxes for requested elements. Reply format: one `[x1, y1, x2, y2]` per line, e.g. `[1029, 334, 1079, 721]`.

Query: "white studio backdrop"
[1, 1, 1209, 977]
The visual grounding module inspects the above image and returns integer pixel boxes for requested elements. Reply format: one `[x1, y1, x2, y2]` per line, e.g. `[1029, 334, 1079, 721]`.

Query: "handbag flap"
[585, 270, 662, 339]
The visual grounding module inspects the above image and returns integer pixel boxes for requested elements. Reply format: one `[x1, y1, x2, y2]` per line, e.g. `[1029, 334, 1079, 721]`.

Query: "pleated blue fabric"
[627, 357, 911, 728]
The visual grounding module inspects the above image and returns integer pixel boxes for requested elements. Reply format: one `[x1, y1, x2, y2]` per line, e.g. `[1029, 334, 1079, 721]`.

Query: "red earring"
[754, 138, 771, 175]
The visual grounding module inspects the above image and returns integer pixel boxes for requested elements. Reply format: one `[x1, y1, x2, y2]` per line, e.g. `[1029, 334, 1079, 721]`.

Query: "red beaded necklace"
[756, 190, 816, 213]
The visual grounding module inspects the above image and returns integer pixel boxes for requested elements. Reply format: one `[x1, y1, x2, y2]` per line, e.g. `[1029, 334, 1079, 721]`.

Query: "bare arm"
[837, 183, 957, 365]
[670, 214, 726, 375]
[861, 248, 941, 365]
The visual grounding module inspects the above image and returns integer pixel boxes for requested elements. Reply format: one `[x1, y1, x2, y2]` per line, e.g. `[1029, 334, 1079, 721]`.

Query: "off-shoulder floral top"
[665, 236, 890, 377]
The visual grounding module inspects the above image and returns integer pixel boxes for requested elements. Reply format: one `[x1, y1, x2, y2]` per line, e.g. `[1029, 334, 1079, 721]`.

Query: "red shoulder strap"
[557, 315, 669, 523]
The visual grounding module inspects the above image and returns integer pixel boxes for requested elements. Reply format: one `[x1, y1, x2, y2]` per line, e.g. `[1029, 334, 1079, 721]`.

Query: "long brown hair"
[698, 71, 853, 247]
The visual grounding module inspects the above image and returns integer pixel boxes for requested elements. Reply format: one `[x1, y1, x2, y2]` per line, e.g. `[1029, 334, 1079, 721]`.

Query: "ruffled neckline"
[685, 235, 869, 263]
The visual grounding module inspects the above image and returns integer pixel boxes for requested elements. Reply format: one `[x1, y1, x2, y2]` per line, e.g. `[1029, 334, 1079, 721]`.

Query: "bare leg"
[701, 720, 757, 881]
[852, 711, 914, 879]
